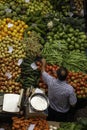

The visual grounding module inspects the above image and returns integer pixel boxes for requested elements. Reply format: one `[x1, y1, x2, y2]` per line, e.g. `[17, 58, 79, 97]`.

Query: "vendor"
[41, 58, 77, 122]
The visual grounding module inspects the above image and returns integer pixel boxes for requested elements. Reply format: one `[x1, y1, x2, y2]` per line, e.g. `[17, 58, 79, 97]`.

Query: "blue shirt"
[42, 71, 77, 113]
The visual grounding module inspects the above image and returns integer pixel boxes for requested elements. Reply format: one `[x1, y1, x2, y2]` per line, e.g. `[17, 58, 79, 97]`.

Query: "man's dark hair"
[57, 66, 68, 81]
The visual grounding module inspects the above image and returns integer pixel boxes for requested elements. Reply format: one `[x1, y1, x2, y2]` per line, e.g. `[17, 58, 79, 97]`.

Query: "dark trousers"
[47, 106, 76, 122]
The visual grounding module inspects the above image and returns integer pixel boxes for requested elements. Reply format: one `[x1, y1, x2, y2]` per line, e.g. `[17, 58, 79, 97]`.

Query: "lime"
[74, 44, 80, 49]
[67, 38, 71, 43]
[68, 45, 74, 50]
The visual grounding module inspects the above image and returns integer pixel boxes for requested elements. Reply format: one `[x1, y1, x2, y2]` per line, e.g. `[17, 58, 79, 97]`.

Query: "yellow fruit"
[16, 26, 20, 31]
[7, 31, 11, 35]
[6, 18, 11, 22]
[2, 21, 6, 26]
[17, 20, 21, 23]
[28, 31, 31, 35]
[24, 24, 28, 28]
[0, 18, 28, 40]
[21, 21, 25, 26]
[14, 22, 18, 26]
[13, 29, 17, 33]
[4, 28, 8, 33]
[11, 32, 15, 36]
[20, 29, 24, 33]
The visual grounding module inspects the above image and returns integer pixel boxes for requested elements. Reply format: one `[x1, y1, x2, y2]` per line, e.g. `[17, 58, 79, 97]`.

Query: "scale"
[0, 89, 24, 114]
[24, 87, 48, 119]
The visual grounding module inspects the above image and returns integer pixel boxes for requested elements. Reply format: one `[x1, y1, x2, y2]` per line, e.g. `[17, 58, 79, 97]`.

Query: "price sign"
[28, 124, 35, 130]
[8, 23, 13, 28]
[18, 59, 23, 66]
[5, 8, 12, 13]
[25, 0, 30, 3]
[8, 46, 13, 53]
[30, 62, 38, 70]
[5, 72, 12, 79]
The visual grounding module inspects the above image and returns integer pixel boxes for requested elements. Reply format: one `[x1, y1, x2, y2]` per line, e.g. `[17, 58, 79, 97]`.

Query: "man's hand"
[41, 58, 46, 72]
[41, 58, 46, 65]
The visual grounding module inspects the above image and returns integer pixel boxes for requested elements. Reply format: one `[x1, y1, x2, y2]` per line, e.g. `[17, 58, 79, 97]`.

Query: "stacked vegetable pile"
[12, 117, 49, 130]
[22, 31, 43, 57]
[50, 0, 84, 17]
[19, 31, 42, 88]
[0, 36, 26, 93]
[46, 20, 86, 52]
[0, 0, 53, 20]
[36, 62, 87, 98]
[58, 118, 87, 130]
[49, 0, 71, 16]
[0, 0, 87, 99]
[63, 50, 87, 72]
[0, 18, 28, 41]
[42, 15, 87, 72]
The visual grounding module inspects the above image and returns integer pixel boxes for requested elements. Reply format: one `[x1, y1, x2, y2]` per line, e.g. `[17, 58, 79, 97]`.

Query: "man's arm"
[69, 88, 77, 107]
[41, 58, 46, 72]
[41, 58, 54, 86]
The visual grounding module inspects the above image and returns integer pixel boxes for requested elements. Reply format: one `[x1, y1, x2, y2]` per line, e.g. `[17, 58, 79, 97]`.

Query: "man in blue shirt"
[41, 58, 77, 121]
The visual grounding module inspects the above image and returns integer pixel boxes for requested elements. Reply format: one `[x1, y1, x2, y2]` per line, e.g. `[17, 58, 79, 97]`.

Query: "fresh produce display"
[60, 17, 85, 32]
[0, 0, 53, 41]
[0, 18, 28, 41]
[58, 118, 87, 130]
[67, 71, 87, 98]
[45, 12, 85, 31]
[0, 58, 21, 80]
[0, 1, 87, 128]
[22, 31, 43, 57]
[0, 36, 26, 59]
[17, 31, 43, 88]
[63, 50, 87, 72]
[25, 0, 53, 16]
[0, 78, 22, 93]
[58, 122, 82, 130]
[46, 20, 87, 52]
[42, 16, 87, 72]
[42, 41, 87, 72]
[12, 117, 49, 130]
[23, 13, 47, 42]
[42, 42, 67, 66]
[50, 0, 84, 17]
[1, 117, 87, 130]
[50, 0, 71, 16]
[0, 0, 87, 100]
[0, 57, 22, 93]
[19, 55, 40, 88]
[0, 0, 53, 20]
[0, 36, 26, 93]
[36, 62, 87, 98]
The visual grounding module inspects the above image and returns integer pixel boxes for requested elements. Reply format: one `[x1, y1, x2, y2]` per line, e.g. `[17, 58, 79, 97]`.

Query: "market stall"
[0, 0, 87, 129]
